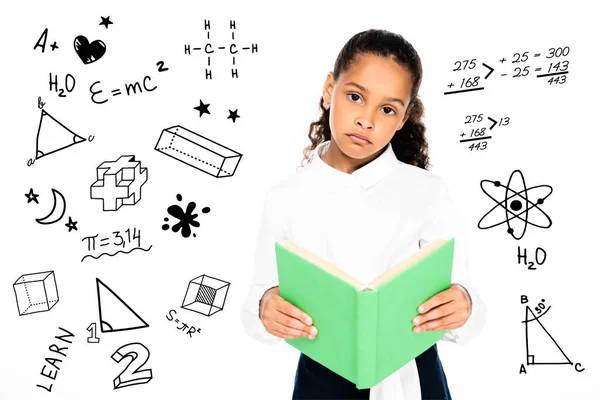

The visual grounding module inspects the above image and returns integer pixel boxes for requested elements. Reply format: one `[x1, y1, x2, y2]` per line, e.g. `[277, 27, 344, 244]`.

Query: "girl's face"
[322, 53, 413, 162]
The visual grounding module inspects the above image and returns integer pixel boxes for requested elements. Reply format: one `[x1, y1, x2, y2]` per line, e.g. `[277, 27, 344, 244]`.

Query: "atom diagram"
[478, 169, 552, 240]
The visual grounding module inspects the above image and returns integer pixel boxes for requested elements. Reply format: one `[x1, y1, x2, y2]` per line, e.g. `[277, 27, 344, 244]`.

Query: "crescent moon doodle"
[35, 189, 66, 225]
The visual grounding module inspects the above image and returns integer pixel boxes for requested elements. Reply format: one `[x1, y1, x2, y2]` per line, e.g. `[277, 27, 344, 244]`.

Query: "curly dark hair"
[300, 29, 429, 170]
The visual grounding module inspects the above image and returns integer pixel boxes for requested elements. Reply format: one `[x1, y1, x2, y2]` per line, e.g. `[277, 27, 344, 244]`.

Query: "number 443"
[469, 141, 487, 151]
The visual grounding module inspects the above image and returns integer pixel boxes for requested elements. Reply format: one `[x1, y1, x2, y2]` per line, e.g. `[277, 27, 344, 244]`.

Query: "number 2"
[111, 342, 153, 389]
[156, 61, 169, 72]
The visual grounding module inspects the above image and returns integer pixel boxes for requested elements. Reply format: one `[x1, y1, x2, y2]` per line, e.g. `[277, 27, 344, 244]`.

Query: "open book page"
[280, 239, 447, 291]
[367, 239, 447, 289]
[280, 241, 365, 289]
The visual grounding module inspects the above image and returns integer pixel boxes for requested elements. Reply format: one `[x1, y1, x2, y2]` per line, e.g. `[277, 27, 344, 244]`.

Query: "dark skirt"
[291, 344, 451, 400]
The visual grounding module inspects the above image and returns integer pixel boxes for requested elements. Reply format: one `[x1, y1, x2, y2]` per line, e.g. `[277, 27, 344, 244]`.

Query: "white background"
[1, 0, 598, 399]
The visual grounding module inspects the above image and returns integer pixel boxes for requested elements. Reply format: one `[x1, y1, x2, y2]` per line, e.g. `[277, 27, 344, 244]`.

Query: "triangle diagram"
[525, 306, 571, 365]
[96, 278, 149, 333]
[35, 109, 86, 160]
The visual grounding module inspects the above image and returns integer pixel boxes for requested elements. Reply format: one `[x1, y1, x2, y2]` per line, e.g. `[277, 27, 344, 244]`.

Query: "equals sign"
[534, 53, 541, 57]
[111, 89, 122, 96]
[501, 73, 507, 76]
[175, 319, 179, 323]
[535, 67, 542, 71]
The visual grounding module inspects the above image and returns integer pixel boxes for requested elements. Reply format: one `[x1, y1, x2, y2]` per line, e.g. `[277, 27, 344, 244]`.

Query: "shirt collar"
[309, 140, 399, 193]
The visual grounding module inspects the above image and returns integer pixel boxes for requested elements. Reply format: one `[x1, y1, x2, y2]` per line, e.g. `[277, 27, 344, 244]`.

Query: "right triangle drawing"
[96, 278, 149, 333]
[35, 109, 86, 160]
[524, 305, 571, 365]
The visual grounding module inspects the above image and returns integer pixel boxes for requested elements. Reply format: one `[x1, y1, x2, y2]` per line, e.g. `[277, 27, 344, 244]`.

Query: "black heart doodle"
[73, 35, 106, 64]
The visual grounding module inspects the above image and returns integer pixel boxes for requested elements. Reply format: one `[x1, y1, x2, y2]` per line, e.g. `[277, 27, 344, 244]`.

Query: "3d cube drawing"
[13, 271, 59, 316]
[155, 125, 242, 178]
[181, 275, 230, 316]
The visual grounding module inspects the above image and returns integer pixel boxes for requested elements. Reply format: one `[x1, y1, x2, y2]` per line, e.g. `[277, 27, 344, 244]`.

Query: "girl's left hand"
[412, 283, 472, 333]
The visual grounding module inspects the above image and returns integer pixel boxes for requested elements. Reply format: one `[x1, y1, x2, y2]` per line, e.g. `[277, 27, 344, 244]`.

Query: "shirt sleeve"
[418, 178, 487, 346]
[239, 186, 286, 345]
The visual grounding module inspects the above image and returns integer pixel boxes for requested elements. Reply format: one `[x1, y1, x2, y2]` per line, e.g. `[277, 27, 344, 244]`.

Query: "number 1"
[87, 322, 100, 343]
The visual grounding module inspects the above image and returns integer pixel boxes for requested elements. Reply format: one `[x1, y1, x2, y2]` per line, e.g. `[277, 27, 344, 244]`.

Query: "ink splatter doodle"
[162, 194, 210, 238]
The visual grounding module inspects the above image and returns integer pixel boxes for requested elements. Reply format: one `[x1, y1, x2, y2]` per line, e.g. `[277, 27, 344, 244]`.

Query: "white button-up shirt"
[240, 140, 486, 399]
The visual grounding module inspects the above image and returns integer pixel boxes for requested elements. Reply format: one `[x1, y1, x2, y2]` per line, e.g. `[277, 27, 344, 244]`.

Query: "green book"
[275, 238, 454, 389]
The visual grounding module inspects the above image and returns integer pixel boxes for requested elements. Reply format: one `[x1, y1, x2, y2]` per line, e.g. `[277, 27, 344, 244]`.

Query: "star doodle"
[194, 100, 211, 118]
[65, 216, 78, 232]
[227, 109, 240, 123]
[25, 188, 40, 204]
[99, 16, 113, 29]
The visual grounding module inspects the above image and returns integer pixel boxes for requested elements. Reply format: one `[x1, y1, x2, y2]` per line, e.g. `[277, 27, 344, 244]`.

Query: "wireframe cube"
[181, 275, 230, 316]
[155, 125, 242, 178]
[13, 271, 59, 316]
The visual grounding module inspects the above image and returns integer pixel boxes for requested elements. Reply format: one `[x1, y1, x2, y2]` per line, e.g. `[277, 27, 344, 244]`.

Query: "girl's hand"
[412, 283, 472, 333]
[259, 286, 318, 340]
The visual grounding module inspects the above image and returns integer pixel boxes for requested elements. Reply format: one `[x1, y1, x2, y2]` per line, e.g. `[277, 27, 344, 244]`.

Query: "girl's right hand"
[259, 286, 318, 340]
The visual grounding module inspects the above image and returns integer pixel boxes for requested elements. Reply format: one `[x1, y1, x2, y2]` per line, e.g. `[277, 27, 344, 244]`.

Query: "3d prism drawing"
[181, 275, 230, 316]
[13, 271, 59, 316]
[155, 125, 242, 178]
[90, 155, 148, 211]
